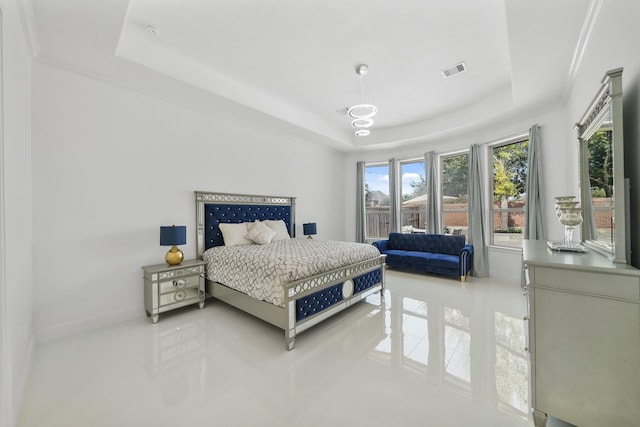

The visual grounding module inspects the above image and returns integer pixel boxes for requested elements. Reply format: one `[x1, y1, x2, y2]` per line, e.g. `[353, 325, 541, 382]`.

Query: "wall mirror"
[576, 68, 628, 263]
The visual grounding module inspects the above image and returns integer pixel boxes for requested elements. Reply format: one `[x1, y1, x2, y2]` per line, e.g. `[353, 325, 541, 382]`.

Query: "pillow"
[264, 220, 291, 241]
[246, 221, 276, 245]
[219, 222, 252, 246]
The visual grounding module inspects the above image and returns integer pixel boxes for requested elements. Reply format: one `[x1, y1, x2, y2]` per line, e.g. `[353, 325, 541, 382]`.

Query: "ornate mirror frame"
[576, 68, 628, 264]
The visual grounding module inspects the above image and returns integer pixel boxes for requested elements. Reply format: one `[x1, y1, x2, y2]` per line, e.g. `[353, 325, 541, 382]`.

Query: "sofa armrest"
[459, 244, 474, 278]
[372, 240, 389, 252]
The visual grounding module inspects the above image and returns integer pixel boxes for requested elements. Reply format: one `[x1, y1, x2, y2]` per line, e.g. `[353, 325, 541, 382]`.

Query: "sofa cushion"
[402, 251, 459, 270]
[382, 249, 411, 265]
[388, 233, 465, 255]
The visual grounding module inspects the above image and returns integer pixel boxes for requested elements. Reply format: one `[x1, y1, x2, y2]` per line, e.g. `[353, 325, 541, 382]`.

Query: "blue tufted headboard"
[194, 191, 296, 258]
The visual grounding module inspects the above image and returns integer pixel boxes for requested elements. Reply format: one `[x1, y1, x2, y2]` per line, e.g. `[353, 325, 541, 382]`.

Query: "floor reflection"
[147, 317, 208, 407]
[19, 270, 533, 427]
[369, 272, 530, 423]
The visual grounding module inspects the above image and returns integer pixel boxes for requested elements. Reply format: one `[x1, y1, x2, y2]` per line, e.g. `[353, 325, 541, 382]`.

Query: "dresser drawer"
[158, 274, 201, 293]
[533, 266, 640, 301]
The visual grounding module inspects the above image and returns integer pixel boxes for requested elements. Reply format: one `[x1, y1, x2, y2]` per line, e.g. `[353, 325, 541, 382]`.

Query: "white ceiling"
[28, 0, 592, 150]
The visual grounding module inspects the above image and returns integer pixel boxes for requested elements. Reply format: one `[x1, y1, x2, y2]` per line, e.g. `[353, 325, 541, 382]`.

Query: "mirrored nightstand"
[142, 259, 206, 323]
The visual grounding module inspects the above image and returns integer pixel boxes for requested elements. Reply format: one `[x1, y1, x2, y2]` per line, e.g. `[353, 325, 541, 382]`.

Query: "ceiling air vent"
[442, 62, 467, 78]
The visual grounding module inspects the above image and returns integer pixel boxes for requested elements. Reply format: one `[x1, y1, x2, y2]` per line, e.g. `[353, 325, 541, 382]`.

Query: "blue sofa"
[373, 233, 474, 281]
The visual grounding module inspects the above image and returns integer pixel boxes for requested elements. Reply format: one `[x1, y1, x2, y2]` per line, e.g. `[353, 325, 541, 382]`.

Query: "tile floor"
[18, 270, 572, 427]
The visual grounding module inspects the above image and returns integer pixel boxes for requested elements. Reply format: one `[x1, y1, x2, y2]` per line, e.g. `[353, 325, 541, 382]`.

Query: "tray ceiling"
[29, 0, 592, 150]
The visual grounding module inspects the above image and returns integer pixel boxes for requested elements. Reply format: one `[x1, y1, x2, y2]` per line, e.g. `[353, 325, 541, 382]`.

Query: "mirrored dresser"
[522, 240, 640, 427]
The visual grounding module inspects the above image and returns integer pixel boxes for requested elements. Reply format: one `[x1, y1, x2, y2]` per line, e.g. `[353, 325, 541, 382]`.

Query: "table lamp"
[303, 223, 317, 239]
[160, 225, 187, 265]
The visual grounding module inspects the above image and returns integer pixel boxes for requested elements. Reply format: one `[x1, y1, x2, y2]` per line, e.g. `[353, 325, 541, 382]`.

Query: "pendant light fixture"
[348, 64, 377, 137]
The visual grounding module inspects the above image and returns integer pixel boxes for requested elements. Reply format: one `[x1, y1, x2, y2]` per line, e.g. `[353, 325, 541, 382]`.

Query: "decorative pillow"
[264, 220, 291, 241]
[246, 221, 276, 245]
[219, 222, 252, 246]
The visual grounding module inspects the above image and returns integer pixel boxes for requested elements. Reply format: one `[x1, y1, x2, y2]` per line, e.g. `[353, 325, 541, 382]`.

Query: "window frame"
[399, 157, 427, 232]
[363, 161, 391, 241]
[488, 134, 529, 248]
[440, 150, 469, 236]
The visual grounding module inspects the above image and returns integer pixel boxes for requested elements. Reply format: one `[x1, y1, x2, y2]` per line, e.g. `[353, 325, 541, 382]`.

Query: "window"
[441, 152, 468, 236]
[364, 163, 390, 240]
[400, 159, 426, 233]
[490, 138, 528, 247]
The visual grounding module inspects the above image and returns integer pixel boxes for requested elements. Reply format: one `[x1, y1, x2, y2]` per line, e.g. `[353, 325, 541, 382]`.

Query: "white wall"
[31, 62, 347, 341]
[344, 106, 568, 282]
[1, 0, 34, 424]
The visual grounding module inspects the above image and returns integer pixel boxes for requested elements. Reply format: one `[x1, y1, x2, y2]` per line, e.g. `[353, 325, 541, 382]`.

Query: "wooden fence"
[365, 206, 439, 238]
[365, 207, 390, 239]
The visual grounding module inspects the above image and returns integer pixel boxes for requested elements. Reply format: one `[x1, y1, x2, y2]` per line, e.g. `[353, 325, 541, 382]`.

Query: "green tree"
[493, 140, 528, 231]
[494, 160, 517, 197]
[365, 183, 370, 205]
[442, 154, 469, 198]
[407, 176, 427, 200]
[588, 130, 612, 197]
[493, 141, 528, 202]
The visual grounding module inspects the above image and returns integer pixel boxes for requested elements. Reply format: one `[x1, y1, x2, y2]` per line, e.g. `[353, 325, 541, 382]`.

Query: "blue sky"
[365, 161, 425, 195]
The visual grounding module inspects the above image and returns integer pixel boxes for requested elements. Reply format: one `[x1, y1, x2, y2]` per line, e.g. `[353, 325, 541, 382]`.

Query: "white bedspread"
[203, 239, 381, 307]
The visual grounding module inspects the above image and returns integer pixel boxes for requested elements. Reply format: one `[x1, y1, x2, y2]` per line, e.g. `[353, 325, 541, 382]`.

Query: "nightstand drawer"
[159, 287, 201, 306]
[158, 274, 201, 293]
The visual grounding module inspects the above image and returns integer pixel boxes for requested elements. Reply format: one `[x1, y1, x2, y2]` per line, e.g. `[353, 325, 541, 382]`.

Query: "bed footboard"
[284, 255, 386, 350]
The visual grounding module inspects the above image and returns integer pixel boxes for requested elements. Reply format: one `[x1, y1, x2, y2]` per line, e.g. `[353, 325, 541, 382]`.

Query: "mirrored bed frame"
[194, 191, 386, 350]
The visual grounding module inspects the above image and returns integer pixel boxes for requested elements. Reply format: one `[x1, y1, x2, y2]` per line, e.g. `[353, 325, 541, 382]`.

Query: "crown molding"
[563, 0, 604, 100]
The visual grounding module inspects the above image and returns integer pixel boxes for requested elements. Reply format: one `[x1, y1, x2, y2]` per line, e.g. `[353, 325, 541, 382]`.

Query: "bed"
[194, 191, 386, 350]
